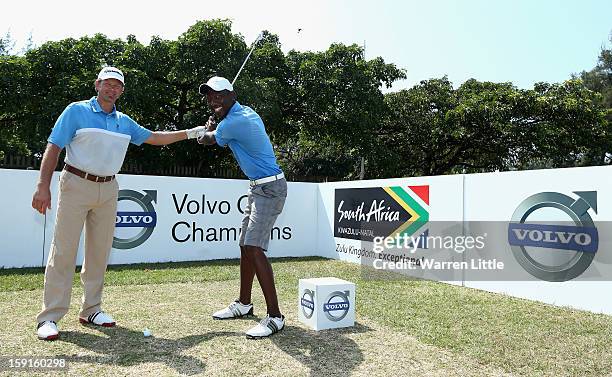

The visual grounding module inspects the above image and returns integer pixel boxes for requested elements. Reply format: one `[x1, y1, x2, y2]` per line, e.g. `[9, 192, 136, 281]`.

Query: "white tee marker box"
[298, 277, 356, 331]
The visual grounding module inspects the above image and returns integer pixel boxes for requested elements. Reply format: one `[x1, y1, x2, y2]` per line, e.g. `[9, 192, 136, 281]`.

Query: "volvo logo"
[508, 191, 598, 282]
[113, 190, 157, 250]
[323, 291, 350, 321]
[300, 289, 315, 319]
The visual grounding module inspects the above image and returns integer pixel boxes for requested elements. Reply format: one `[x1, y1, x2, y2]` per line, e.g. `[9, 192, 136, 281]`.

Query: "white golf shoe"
[79, 311, 116, 327]
[212, 300, 254, 320]
[37, 321, 59, 341]
[246, 315, 285, 339]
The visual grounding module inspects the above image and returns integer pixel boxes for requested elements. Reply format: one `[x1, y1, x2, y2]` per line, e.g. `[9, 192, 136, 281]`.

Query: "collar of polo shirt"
[91, 97, 117, 115]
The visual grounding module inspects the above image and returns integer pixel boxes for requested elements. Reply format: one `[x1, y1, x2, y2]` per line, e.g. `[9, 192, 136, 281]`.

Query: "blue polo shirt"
[48, 97, 152, 176]
[215, 101, 282, 180]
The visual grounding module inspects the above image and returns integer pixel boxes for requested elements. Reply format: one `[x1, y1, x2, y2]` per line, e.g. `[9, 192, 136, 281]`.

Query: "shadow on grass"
[0, 256, 330, 276]
[58, 325, 241, 376]
[272, 322, 372, 377]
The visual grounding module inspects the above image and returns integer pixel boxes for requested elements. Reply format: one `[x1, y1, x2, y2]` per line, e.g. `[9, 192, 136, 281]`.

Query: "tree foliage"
[278, 44, 405, 179]
[580, 32, 612, 140]
[378, 77, 609, 177]
[0, 20, 609, 180]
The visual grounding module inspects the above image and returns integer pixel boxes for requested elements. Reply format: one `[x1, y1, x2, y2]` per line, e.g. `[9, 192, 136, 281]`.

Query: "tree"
[0, 54, 30, 159]
[5, 19, 605, 181]
[0, 32, 24, 159]
[279, 43, 405, 179]
[0, 31, 15, 56]
[378, 77, 609, 177]
[580, 33, 612, 117]
[516, 80, 611, 168]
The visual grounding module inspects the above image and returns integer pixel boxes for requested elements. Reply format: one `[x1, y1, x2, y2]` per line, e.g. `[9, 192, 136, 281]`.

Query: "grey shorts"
[239, 178, 287, 251]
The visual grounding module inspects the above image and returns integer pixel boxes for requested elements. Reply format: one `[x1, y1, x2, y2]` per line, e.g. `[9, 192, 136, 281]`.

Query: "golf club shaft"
[232, 33, 263, 85]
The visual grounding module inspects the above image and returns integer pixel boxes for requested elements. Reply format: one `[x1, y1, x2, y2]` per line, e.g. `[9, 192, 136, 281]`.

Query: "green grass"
[1, 257, 611, 376]
[0, 257, 327, 291]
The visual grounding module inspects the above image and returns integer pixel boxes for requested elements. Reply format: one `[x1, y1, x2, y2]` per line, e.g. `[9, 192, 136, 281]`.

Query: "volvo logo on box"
[113, 190, 157, 250]
[300, 289, 315, 319]
[508, 191, 598, 282]
[323, 291, 350, 321]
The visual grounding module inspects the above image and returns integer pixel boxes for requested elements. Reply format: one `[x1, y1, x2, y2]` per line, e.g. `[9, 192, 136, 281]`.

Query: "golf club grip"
[207, 115, 217, 131]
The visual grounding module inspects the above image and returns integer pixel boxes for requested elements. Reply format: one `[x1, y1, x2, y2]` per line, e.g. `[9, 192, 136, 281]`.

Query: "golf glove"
[186, 126, 206, 139]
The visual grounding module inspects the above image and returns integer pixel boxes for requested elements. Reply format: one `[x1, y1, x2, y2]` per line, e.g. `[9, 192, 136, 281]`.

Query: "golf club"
[232, 32, 264, 85]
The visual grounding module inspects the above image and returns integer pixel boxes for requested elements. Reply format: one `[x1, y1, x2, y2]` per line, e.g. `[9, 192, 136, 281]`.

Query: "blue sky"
[2, 0, 610, 91]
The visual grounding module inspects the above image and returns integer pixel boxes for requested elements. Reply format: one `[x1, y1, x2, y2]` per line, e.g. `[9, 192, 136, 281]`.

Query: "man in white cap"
[197, 76, 287, 339]
[32, 66, 205, 340]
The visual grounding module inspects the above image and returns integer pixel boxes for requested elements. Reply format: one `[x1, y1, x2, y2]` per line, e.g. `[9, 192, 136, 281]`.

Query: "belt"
[64, 164, 115, 183]
[250, 172, 285, 186]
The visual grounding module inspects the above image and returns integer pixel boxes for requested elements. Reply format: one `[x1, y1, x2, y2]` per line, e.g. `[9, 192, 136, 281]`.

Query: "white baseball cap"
[199, 76, 233, 95]
[97, 66, 125, 85]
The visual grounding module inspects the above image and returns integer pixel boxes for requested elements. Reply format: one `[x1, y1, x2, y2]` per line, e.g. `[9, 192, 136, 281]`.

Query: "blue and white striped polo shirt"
[48, 97, 152, 176]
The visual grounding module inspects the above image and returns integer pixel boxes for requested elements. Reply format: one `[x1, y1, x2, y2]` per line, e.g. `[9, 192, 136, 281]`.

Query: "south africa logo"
[334, 185, 429, 243]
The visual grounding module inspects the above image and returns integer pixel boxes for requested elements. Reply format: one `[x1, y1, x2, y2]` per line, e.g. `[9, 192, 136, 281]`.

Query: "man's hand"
[32, 143, 61, 215]
[195, 115, 218, 145]
[197, 129, 217, 145]
[205, 115, 217, 132]
[186, 125, 206, 139]
[32, 185, 52, 215]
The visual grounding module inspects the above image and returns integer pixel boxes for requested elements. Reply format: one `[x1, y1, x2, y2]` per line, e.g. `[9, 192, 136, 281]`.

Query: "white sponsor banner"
[3, 165, 612, 315]
[0, 169, 317, 267]
[463, 166, 612, 314]
[107, 174, 317, 264]
[0, 169, 55, 268]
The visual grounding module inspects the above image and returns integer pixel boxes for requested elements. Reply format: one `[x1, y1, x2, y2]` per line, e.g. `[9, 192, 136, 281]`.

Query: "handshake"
[185, 116, 217, 143]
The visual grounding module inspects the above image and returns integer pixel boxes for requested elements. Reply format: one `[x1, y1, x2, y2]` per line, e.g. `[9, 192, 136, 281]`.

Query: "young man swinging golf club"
[197, 76, 286, 339]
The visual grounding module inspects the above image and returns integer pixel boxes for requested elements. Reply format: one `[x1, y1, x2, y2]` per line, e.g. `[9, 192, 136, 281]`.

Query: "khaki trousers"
[37, 170, 118, 323]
